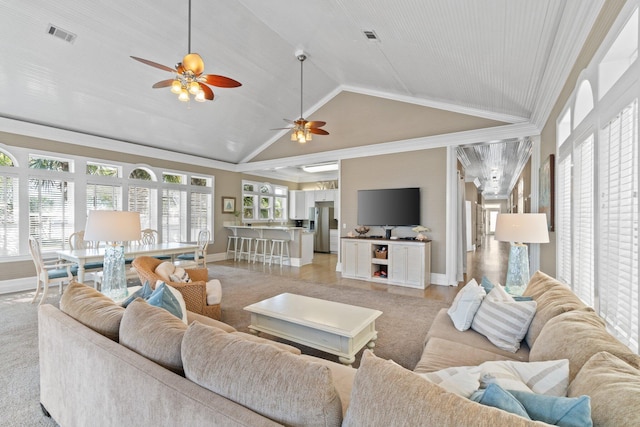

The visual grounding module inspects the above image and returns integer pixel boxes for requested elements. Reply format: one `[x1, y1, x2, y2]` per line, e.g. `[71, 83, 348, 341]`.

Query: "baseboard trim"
[430, 273, 454, 286]
[0, 277, 36, 295]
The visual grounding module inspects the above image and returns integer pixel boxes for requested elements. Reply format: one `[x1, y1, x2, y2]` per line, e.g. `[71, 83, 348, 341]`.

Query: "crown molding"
[530, 0, 605, 129]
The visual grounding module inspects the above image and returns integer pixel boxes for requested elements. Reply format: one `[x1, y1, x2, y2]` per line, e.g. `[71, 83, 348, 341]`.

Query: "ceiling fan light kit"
[271, 51, 329, 143]
[131, 0, 241, 104]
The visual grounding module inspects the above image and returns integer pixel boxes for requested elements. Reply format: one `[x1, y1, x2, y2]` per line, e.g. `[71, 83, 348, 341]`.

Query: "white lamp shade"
[84, 210, 141, 243]
[494, 213, 549, 244]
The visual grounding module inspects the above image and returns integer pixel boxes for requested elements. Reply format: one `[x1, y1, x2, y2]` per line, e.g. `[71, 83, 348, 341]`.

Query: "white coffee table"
[244, 293, 382, 366]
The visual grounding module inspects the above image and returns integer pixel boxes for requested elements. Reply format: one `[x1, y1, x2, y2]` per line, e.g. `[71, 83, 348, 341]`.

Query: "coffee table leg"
[366, 333, 378, 352]
[338, 355, 356, 367]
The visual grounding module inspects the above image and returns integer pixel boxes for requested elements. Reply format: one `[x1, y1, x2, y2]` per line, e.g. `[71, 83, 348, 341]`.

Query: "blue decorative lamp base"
[101, 244, 128, 300]
[505, 243, 529, 296]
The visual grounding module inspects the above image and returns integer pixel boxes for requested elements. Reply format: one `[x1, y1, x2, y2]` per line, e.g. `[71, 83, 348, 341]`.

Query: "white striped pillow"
[422, 358, 569, 397]
[471, 287, 537, 352]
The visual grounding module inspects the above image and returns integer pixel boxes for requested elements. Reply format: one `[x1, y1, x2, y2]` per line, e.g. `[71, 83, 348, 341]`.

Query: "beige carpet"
[213, 264, 450, 369]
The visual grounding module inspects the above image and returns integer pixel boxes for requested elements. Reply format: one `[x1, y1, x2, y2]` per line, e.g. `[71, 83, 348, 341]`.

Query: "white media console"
[341, 237, 431, 289]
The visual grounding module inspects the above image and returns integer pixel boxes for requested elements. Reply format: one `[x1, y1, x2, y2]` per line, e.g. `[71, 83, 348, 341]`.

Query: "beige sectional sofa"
[38, 274, 640, 426]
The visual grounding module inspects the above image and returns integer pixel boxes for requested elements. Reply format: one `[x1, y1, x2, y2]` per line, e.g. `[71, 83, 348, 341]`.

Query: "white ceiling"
[0, 0, 604, 186]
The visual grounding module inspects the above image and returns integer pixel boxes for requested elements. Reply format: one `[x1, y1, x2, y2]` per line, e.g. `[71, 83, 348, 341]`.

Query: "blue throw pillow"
[508, 390, 592, 427]
[480, 276, 495, 294]
[121, 281, 153, 307]
[146, 282, 184, 320]
[470, 383, 531, 419]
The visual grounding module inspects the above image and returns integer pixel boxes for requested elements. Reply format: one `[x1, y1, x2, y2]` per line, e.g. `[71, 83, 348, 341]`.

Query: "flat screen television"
[357, 187, 420, 226]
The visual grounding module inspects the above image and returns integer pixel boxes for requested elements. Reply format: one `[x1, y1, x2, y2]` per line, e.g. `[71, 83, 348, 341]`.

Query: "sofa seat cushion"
[568, 351, 640, 427]
[182, 321, 343, 427]
[426, 308, 530, 362]
[342, 350, 551, 427]
[119, 298, 190, 375]
[415, 337, 524, 373]
[523, 271, 588, 348]
[59, 281, 125, 341]
[530, 309, 640, 382]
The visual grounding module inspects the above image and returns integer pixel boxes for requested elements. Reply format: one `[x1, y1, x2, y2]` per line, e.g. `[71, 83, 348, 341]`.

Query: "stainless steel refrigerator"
[311, 203, 334, 253]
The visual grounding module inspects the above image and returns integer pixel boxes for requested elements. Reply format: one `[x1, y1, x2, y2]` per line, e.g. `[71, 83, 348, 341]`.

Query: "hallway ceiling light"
[302, 162, 338, 173]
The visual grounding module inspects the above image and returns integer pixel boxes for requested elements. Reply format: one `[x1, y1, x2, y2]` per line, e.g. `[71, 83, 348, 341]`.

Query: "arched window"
[574, 80, 594, 126]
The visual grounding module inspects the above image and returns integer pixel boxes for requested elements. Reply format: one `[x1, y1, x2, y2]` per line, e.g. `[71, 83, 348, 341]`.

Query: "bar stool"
[253, 238, 270, 264]
[238, 237, 253, 262]
[226, 235, 240, 261]
[269, 239, 290, 266]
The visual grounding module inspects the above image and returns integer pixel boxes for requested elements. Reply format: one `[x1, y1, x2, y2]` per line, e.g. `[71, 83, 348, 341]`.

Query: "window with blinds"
[129, 186, 155, 231]
[190, 192, 211, 241]
[599, 100, 639, 353]
[29, 178, 74, 251]
[162, 188, 186, 243]
[573, 135, 595, 307]
[86, 184, 122, 211]
[0, 174, 19, 256]
[557, 155, 572, 285]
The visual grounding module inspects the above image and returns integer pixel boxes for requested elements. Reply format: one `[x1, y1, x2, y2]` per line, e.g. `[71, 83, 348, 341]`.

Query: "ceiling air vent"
[46, 24, 77, 44]
[362, 30, 380, 41]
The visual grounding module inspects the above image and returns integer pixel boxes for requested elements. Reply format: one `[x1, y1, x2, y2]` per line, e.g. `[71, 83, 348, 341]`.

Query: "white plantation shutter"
[557, 155, 572, 285]
[162, 188, 187, 243]
[190, 192, 211, 241]
[29, 178, 74, 251]
[573, 136, 595, 306]
[599, 99, 639, 353]
[129, 186, 155, 231]
[0, 175, 19, 256]
[86, 183, 122, 210]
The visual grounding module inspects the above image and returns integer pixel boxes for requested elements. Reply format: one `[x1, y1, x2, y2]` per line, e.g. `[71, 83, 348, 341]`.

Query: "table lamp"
[494, 213, 549, 296]
[84, 210, 141, 299]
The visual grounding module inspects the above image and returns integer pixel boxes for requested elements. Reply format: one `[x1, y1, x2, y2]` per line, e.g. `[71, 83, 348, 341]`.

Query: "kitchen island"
[224, 224, 314, 266]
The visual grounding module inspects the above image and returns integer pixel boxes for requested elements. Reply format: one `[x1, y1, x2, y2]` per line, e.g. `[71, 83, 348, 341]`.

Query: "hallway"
[465, 234, 510, 285]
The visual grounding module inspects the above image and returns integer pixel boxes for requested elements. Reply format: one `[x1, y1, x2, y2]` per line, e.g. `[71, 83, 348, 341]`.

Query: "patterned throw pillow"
[421, 358, 570, 397]
[169, 267, 191, 283]
[447, 278, 486, 331]
[471, 286, 537, 352]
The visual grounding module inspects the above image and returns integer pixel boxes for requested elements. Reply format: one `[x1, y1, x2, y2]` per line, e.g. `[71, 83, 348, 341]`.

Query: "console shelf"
[341, 238, 431, 289]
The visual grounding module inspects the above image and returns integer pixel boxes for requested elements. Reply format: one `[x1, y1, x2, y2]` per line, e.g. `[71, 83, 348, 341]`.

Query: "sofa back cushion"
[343, 351, 548, 427]
[59, 281, 125, 341]
[530, 309, 640, 382]
[119, 298, 189, 375]
[568, 351, 640, 427]
[523, 271, 587, 348]
[182, 321, 343, 427]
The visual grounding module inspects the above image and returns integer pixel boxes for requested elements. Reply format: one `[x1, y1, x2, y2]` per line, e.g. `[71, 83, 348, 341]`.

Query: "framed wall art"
[222, 196, 236, 213]
[539, 154, 555, 231]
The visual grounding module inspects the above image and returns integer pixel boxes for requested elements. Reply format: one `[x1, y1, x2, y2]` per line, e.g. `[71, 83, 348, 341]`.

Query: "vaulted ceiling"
[0, 0, 605, 189]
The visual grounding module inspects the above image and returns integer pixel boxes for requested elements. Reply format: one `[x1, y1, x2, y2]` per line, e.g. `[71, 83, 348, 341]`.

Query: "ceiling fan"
[130, 0, 241, 103]
[274, 52, 329, 143]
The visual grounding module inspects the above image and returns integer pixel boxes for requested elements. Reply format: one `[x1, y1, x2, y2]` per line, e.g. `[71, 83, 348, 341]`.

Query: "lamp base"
[505, 243, 530, 296]
[101, 244, 128, 300]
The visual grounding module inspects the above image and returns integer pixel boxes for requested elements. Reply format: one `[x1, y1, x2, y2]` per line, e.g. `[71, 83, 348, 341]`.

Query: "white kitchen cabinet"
[314, 189, 335, 202]
[304, 191, 315, 217]
[341, 239, 371, 279]
[341, 238, 431, 289]
[329, 229, 338, 253]
[288, 190, 307, 219]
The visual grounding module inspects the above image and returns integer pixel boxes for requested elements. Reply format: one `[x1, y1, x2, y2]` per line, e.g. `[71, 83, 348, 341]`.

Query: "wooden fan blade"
[202, 75, 242, 88]
[152, 79, 174, 88]
[283, 118, 296, 124]
[309, 128, 329, 135]
[305, 121, 326, 128]
[199, 83, 215, 101]
[130, 56, 176, 73]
